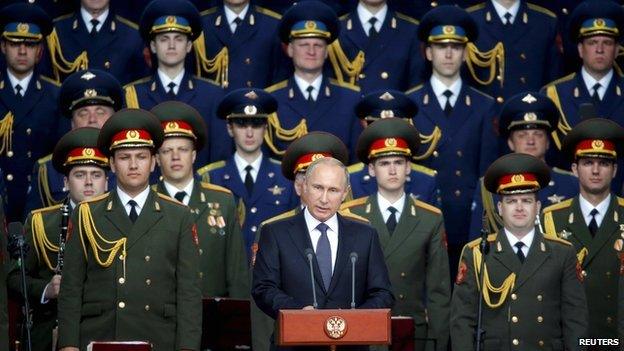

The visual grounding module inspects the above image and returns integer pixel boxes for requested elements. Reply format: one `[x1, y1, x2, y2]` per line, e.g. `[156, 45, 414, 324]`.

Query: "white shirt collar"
[581, 66, 613, 100]
[304, 207, 339, 235]
[377, 192, 405, 222]
[234, 152, 263, 182]
[224, 3, 249, 32]
[7, 70, 33, 96]
[579, 193, 611, 227]
[357, 3, 388, 34]
[430, 75, 462, 109]
[294, 74, 323, 101]
[163, 178, 194, 205]
[158, 68, 185, 95]
[81, 6, 109, 32]
[491, 0, 520, 24]
[116, 185, 150, 216]
[504, 227, 535, 255]
[304, 207, 339, 271]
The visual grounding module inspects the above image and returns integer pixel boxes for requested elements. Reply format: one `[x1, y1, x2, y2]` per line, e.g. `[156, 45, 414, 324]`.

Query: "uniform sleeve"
[225, 195, 250, 299]
[425, 216, 451, 351]
[450, 245, 478, 351]
[560, 245, 588, 350]
[468, 179, 485, 241]
[478, 100, 500, 176]
[358, 227, 395, 309]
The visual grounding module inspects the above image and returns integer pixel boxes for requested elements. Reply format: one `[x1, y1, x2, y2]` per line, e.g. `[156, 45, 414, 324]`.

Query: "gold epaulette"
[329, 78, 360, 92]
[197, 160, 226, 175]
[339, 13, 350, 21]
[269, 158, 281, 165]
[526, 3, 556, 18]
[265, 79, 288, 92]
[340, 209, 370, 223]
[340, 196, 368, 210]
[114, 15, 139, 30]
[543, 198, 573, 213]
[467, 233, 498, 248]
[467, 86, 494, 100]
[552, 167, 575, 176]
[413, 198, 442, 215]
[200, 7, 218, 16]
[150, 184, 158, 192]
[39, 75, 61, 87]
[255, 6, 281, 19]
[618, 197, 624, 207]
[544, 72, 575, 88]
[261, 208, 298, 227]
[38, 153, 52, 165]
[31, 204, 64, 271]
[543, 235, 572, 246]
[78, 192, 109, 205]
[405, 83, 423, 95]
[395, 12, 419, 25]
[193, 75, 220, 87]
[124, 75, 152, 88]
[201, 182, 232, 195]
[156, 192, 187, 206]
[124, 85, 140, 108]
[466, 3, 486, 12]
[347, 162, 365, 174]
[53, 12, 74, 22]
[32, 203, 63, 215]
[411, 163, 437, 176]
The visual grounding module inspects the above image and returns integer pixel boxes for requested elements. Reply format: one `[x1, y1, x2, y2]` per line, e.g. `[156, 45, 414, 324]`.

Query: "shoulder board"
[526, 3, 556, 18]
[467, 233, 498, 248]
[38, 75, 61, 87]
[545, 73, 575, 88]
[79, 192, 109, 204]
[329, 78, 360, 92]
[265, 80, 288, 93]
[543, 235, 572, 246]
[38, 153, 52, 165]
[156, 192, 186, 206]
[261, 208, 298, 227]
[339, 13, 350, 21]
[413, 198, 442, 215]
[200, 182, 232, 195]
[192, 75, 220, 87]
[124, 75, 152, 89]
[347, 162, 365, 173]
[200, 7, 218, 16]
[268, 158, 281, 165]
[53, 12, 75, 22]
[31, 203, 63, 215]
[552, 167, 575, 176]
[466, 3, 486, 12]
[150, 184, 158, 192]
[197, 160, 226, 175]
[340, 196, 369, 210]
[395, 12, 419, 25]
[618, 197, 624, 207]
[114, 15, 139, 30]
[467, 86, 494, 100]
[543, 198, 573, 213]
[340, 209, 370, 223]
[411, 163, 437, 176]
[255, 6, 282, 19]
[405, 84, 423, 95]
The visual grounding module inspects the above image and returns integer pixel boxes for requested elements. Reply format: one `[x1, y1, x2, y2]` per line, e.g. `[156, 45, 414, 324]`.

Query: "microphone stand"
[17, 235, 32, 351]
[350, 252, 358, 309]
[475, 214, 490, 351]
[305, 249, 318, 309]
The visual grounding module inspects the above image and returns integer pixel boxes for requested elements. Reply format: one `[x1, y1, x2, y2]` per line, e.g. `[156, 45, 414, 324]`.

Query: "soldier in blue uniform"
[329, 0, 425, 93]
[24, 69, 122, 216]
[469, 92, 579, 239]
[40, 0, 148, 85]
[193, 0, 290, 90]
[265, 1, 363, 160]
[0, 3, 63, 222]
[197, 88, 296, 259]
[348, 89, 440, 206]
[466, 0, 562, 106]
[125, 0, 228, 165]
[407, 5, 499, 270]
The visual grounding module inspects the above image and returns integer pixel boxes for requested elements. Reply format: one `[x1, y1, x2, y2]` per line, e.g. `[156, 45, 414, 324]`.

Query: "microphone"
[350, 252, 358, 309]
[8, 222, 32, 350]
[8, 222, 26, 260]
[304, 248, 318, 309]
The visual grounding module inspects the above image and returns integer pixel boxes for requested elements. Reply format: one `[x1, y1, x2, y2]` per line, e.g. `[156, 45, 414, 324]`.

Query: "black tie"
[90, 19, 100, 35]
[244, 165, 254, 195]
[592, 83, 601, 104]
[128, 200, 138, 223]
[504, 12, 512, 25]
[167, 82, 176, 98]
[386, 206, 398, 235]
[368, 17, 378, 37]
[316, 223, 332, 290]
[14, 84, 22, 98]
[174, 191, 186, 203]
[588, 208, 599, 237]
[233, 17, 243, 33]
[514, 242, 525, 264]
[306, 85, 314, 102]
[443, 90, 453, 116]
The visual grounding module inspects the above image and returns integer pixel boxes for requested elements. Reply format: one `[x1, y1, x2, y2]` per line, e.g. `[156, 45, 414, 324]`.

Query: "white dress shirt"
[163, 179, 194, 206]
[7, 70, 32, 96]
[304, 207, 339, 272]
[117, 185, 150, 217]
[430, 75, 462, 110]
[294, 74, 322, 101]
[579, 193, 611, 228]
[224, 3, 249, 33]
[504, 227, 535, 258]
[234, 152, 262, 183]
[491, 0, 520, 24]
[581, 66, 613, 100]
[81, 6, 109, 32]
[158, 68, 185, 95]
[357, 2, 388, 35]
[377, 192, 405, 223]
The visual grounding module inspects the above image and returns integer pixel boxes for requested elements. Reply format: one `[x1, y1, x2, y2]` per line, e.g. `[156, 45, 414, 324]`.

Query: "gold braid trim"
[465, 42, 504, 86]
[0, 111, 13, 156]
[542, 211, 558, 239]
[480, 178, 502, 232]
[413, 126, 441, 160]
[193, 32, 229, 88]
[472, 245, 516, 308]
[327, 40, 365, 86]
[577, 247, 588, 266]
[264, 113, 308, 156]
[544, 85, 570, 150]
[46, 29, 89, 82]
[124, 86, 140, 109]
[237, 198, 246, 228]
[31, 211, 59, 271]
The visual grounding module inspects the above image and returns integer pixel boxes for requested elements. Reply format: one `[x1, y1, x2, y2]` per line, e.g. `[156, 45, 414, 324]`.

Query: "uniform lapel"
[126, 190, 164, 249]
[513, 233, 550, 291]
[567, 197, 594, 252]
[15, 77, 45, 124]
[599, 74, 624, 119]
[0, 75, 16, 115]
[187, 180, 210, 218]
[362, 11, 398, 68]
[229, 9, 259, 52]
[480, 1, 506, 42]
[283, 78, 314, 118]
[89, 14, 118, 56]
[444, 84, 473, 138]
[146, 75, 167, 106]
[502, 3, 532, 44]
[383, 195, 421, 258]
[221, 158, 247, 202]
[366, 194, 391, 249]
[308, 78, 337, 123]
[247, 156, 273, 206]
[104, 191, 134, 236]
[177, 73, 198, 105]
[490, 233, 522, 274]
[585, 196, 620, 265]
[418, 83, 450, 148]
[68, 13, 92, 52]
[342, 13, 368, 52]
[212, 8, 234, 47]
[327, 213, 355, 295]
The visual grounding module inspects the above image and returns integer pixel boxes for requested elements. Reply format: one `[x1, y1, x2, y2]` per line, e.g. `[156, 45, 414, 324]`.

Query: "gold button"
[26, 151, 31, 158]
[537, 295, 543, 301]
[520, 53, 526, 60]
[199, 272, 204, 278]
[581, 270, 587, 277]
[512, 339, 519, 346]
[6, 151, 13, 157]
[26, 128, 32, 135]
[380, 72, 389, 79]
[457, 150, 463, 157]
[455, 190, 461, 197]
[511, 293, 517, 300]
[606, 271, 612, 277]
[250, 207, 257, 213]
[400, 272, 406, 278]
[537, 316, 543, 323]
[246, 81, 252, 87]
[144, 255, 150, 262]
[433, 151, 439, 157]
[538, 340, 544, 347]
[145, 279, 151, 285]
[431, 1, 438, 6]
[358, 73, 366, 79]
[104, 61, 111, 69]
[118, 277, 125, 284]
[496, 75, 502, 81]
[119, 254, 124, 260]
[455, 170, 461, 176]
[251, 226, 257, 232]
[562, 8, 568, 14]
[199, 249, 203, 255]
[144, 305, 150, 311]
[244, 58, 251, 65]
[6, 174, 13, 181]
[607, 316, 613, 324]
[511, 316, 518, 323]
[118, 301, 125, 309]
[398, 294, 404, 300]
[496, 96, 504, 103]
[275, 200, 280, 205]
[520, 77, 526, 84]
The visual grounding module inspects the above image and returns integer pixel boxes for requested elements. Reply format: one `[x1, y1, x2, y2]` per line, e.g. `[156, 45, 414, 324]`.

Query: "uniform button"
[496, 96, 504, 104]
[581, 270, 587, 277]
[538, 340, 544, 347]
[250, 207, 257, 213]
[433, 151, 439, 157]
[520, 53, 526, 60]
[6, 151, 13, 157]
[104, 61, 111, 69]
[251, 226, 257, 232]
[607, 294, 612, 299]
[26, 151, 31, 158]
[27, 175, 31, 182]
[607, 316, 613, 324]
[537, 316, 543, 323]
[199, 272, 204, 278]
[496, 75, 502, 81]
[244, 58, 251, 65]
[119, 254, 124, 260]
[380, 72, 389, 79]
[606, 271, 612, 277]
[511, 293, 517, 300]
[275, 200, 280, 205]
[26, 128, 32, 135]
[431, 1, 438, 6]
[246, 81, 252, 87]
[358, 73, 366, 79]
[6, 174, 13, 181]
[512, 339, 519, 346]
[145, 278, 151, 285]
[455, 170, 461, 176]
[520, 77, 526, 84]
[118, 301, 125, 309]
[144, 255, 150, 262]
[400, 272, 406, 278]
[199, 249, 203, 255]
[562, 8, 568, 15]
[457, 150, 463, 157]
[398, 294, 404, 300]
[511, 316, 518, 323]
[536, 295, 543, 301]
[144, 305, 150, 311]
[118, 277, 125, 284]
[455, 190, 461, 197]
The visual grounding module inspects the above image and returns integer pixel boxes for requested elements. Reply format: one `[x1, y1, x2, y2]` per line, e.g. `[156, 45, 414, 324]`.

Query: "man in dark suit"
[252, 156, 394, 347]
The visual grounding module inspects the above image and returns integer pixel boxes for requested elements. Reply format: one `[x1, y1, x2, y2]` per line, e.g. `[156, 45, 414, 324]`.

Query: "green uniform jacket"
[450, 231, 588, 351]
[57, 190, 202, 351]
[155, 180, 249, 298]
[543, 195, 624, 340]
[341, 194, 450, 351]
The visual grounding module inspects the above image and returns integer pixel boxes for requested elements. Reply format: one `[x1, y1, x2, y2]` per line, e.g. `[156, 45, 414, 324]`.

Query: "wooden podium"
[277, 309, 391, 347]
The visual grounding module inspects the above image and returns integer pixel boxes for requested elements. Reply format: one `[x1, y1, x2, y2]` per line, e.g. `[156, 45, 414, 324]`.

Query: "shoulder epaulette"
[413, 198, 442, 215]
[38, 154, 52, 165]
[79, 192, 109, 205]
[467, 233, 498, 248]
[543, 235, 572, 246]
[31, 203, 63, 215]
[255, 6, 281, 19]
[265, 80, 288, 93]
[405, 84, 423, 95]
[261, 209, 298, 227]
[395, 12, 419, 25]
[200, 6, 218, 16]
[150, 184, 158, 192]
[340, 196, 369, 210]
[53, 12, 75, 22]
[38, 75, 61, 87]
[268, 158, 281, 165]
[340, 209, 370, 223]
[466, 3, 486, 12]
[467, 86, 494, 100]
[329, 78, 360, 92]
[124, 75, 152, 89]
[543, 198, 573, 213]
[339, 13, 350, 21]
[197, 160, 226, 175]
[114, 15, 139, 30]
[193, 75, 220, 87]
[552, 167, 575, 176]
[201, 182, 232, 195]
[618, 197, 624, 207]
[526, 3, 557, 18]
[157, 192, 187, 206]
[411, 163, 437, 176]
[347, 162, 365, 173]
[544, 73, 575, 88]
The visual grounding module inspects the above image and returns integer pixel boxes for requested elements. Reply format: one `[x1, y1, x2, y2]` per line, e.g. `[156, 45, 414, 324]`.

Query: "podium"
[201, 297, 251, 350]
[277, 309, 391, 347]
[86, 341, 151, 351]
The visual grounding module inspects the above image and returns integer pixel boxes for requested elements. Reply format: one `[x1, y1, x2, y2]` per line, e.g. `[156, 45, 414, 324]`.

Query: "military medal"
[208, 215, 217, 226]
[559, 230, 571, 239]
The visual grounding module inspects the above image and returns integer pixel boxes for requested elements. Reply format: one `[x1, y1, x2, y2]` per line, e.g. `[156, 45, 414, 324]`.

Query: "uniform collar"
[581, 67, 613, 99]
[376, 192, 405, 216]
[224, 3, 250, 25]
[163, 178, 194, 205]
[430, 75, 462, 107]
[503, 227, 535, 252]
[80, 6, 109, 32]
[357, 3, 388, 32]
[579, 192, 611, 225]
[116, 185, 150, 211]
[490, 0, 520, 24]
[294, 74, 323, 100]
[234, 151, 263, 180]
[6, 70, 33, 95]
[158, 68, 185, 94]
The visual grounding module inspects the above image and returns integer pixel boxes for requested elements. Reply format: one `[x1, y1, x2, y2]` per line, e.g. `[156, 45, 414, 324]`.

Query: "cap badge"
[305, 21, 317, 29]
[523, 112, 537, 121]
[126, 130, 140, 140]
[81, 71, 96, 81]
[17, 23, 29, 33]
[166, 121, 179, 130]
[384, 138, 397, 147]
[379, 92, 394, 101]
[592, 139, 604, 149]
[521, 93, 537, 104]
[166, 16, 176, 25]
[84, 89, 97, 98]
[244, 105, 258, 115]
[595, 18, 606, 28]
[311, 153, 325, 161]
[245, 91, 259, 100]
[443, 25, 455, 34]
[511, 174, 525, 183]
[82, 148, 94, 157]
[380, 110, 395, 118]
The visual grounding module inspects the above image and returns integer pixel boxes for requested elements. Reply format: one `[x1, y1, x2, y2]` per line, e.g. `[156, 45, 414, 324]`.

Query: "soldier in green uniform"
[57, 109, 201, 351]
[452, 153, 588, 351]
[542, 117, 624, 341]
[151, 101, 249, 298]
[9, 127, 109, 351]
[341, 118, 450, 351]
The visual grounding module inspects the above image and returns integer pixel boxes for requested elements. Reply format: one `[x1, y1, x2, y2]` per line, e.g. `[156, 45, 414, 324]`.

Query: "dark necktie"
[592, 83, 601, 104]
[174, 191, 186, 203]
[167, 82, 176, 98]
[443, 90, 453, 116]
[315, 223, 332, 290]
[244, 165, 254, 195]
[14, 84, 22, 98]
[514, 242, 525, 264]
[368, 17, 378, 37]
[90, 19, 100, 35]
[128, 200, 138, 223]
[504, 12, 512, 26]
[233, 17, 243, 33]
[306, 85, 314, 102]
[588, 208, 599, 237]
[386, 206, 397, 235]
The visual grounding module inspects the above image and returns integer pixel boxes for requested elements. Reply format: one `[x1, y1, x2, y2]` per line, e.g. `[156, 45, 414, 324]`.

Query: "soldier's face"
[578, 36, 616, 75]
[497, 194, 540, 233]
[227, 121, 266, 154]
[157, 137, 196, 184]
[302, 162, 348, 222]
[81, 0, 109, 12]
[64, 165, 108, 203]
[110, 148, 156, 194]
[151, 33, 192, 68]
[1, 41, 41, 76]
[368, 156, 410, 194]
[426, 43, 465, 79]
[287, 38, 328, 74]
[572, 157, 617, 196]
[71, 105, 115, 129]
[507, 129, 550, 159]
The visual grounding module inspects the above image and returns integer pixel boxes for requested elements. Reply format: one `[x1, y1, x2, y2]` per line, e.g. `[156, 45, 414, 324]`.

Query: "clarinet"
[57, 200, 70, 274]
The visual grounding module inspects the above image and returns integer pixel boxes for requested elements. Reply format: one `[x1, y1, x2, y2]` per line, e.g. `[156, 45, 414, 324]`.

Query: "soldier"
[348, 90, 440, 206]
[542, 118, 624, 340]
[197, 88, 296, 259]
[24, 69, 123, 215]
[0, 2, 63, 222]
[451, 153, 588, 350]
[125, 0, 228, 164]
[407, 5, 499, 272]
[469, 92, 579, 238]
[151, 101, 249, 298]
[57, 109, 201, 351]
[9, 127, 109, 351]
[265, 0, 362, 159]
[341, 118, 450, 351]
[466, 0, 562, 105]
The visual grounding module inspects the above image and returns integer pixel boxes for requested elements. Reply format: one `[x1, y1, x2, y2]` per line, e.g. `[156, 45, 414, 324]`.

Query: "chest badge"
[268, 185, 285, 196]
